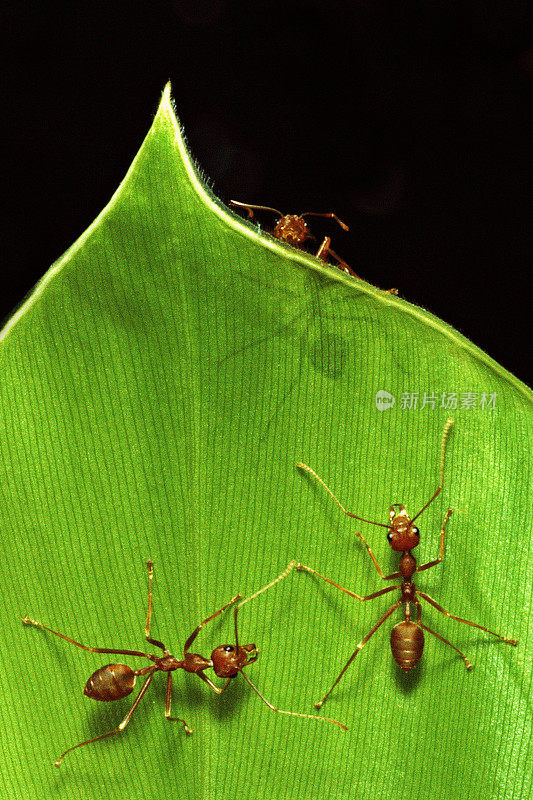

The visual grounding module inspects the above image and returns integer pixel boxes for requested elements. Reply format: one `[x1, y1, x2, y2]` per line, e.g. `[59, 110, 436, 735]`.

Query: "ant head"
[386, 504, 420, 552]
[211, 643, 258, 678]
[273, 215, 312, 246]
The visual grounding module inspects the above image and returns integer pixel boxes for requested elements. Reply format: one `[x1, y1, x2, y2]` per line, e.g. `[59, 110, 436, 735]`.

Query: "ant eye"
[224, 645, 234, 652]
[412, 527, 419, 536]
[387, 532, 392, 541]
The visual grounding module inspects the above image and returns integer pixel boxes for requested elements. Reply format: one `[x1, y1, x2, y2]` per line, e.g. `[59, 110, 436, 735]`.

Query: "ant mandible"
[229, 200, 358, 278]
[269, 419, 517, 710]
[23, 561, 345, 766]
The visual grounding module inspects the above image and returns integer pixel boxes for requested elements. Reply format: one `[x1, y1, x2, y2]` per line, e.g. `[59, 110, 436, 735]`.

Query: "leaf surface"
[1, 85, 531, 800]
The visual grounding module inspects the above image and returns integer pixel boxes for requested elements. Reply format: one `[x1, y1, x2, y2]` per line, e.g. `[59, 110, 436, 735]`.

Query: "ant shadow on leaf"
[211, 267, 359, 445]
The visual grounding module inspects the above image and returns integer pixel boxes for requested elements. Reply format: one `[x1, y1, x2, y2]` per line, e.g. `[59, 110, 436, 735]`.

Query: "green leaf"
[1, 84, 531, 800]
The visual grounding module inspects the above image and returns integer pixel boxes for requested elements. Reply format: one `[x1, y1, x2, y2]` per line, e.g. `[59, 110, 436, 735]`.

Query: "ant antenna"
[300, 212, 349, 231]
[411, 418, 454, 523]
[296, 463, 390, 529]
[234, 563, 348, 730]
[296, 465, 391, 579]
[230, 200, 283, 219]
[238, 669, 347, 729]
[233, 561, 298, 648]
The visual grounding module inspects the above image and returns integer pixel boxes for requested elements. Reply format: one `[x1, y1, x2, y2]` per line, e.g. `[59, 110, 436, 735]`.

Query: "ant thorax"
[182, 652, 211, 673]
[155, 654, 182, 672]
[398, 552, 417, 579]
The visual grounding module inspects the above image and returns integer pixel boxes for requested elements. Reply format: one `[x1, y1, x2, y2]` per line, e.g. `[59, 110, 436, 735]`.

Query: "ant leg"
[416, 509, 453, 573]
[54, 672, 155, 767]
[417, 591, 518, 645]
[316, 235, 331, 261]
[315, 238, 359, 278]
[325, 247, 360, 278]
[296, 563, 399, 602]
[315, 237, 359, 278]
[313, 232, 396, 291]
[296, 463, 392, 579]
[183, 595, 241, 654]
[195, 672, 233, 694]
[417, 622, 472, 670]
[314, 602, 401, 709]
[22, 616, 152, 660]
[238, 669, 347, 730]
[145, 561, 165, 651]
[164, 673, 192, 734]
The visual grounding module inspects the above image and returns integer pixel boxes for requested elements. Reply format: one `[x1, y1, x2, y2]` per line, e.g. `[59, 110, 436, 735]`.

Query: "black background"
[4, 1, 532, 385]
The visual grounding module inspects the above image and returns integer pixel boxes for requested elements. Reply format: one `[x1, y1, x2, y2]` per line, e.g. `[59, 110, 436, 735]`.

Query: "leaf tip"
[162, 81, 172, 103]
[157, 81, 175, 121]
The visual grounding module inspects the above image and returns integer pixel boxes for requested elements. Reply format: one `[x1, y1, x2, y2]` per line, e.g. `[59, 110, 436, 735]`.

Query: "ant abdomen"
[390, 622, 425, 671]
[84, 663, 136, 701]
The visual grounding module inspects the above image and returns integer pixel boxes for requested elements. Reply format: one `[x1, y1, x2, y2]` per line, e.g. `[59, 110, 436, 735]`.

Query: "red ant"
[229, 200, 358, 277]
[230, 200, 398, 293]
[265, 419, 518, 709]
[23, 561, 345, 766]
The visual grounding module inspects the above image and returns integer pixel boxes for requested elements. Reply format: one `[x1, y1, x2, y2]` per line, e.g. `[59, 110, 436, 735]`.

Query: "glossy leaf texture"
[1, 85, 531, 800]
